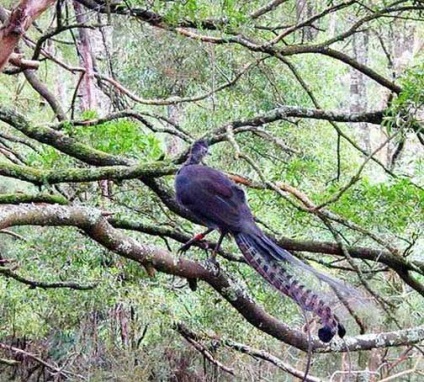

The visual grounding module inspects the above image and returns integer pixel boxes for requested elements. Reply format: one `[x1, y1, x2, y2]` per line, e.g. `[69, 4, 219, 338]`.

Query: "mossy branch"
[0, 161, 177, 185]
[0, 106, 129, 166]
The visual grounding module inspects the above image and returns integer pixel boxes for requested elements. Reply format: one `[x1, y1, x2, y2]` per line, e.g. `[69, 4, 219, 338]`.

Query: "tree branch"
[0, 265, 98, 290]
[0, 106, 130, 166]
[23, 69, 66, 121]
[0, 161, 176, 185]
[0, 342, 85, 380]
[0, 203, 423, 353]
[0, 192, 68, 205]
[174, 322, 235, 376]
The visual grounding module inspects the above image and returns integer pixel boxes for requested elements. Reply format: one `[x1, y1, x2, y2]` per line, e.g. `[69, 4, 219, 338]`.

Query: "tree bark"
[72, 0, 97, 111]
[0, 0, 56, 72]
[350, 30, 371, 152]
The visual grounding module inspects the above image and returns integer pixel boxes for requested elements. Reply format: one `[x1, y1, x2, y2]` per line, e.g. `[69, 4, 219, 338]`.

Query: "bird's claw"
[177, 242, 192, 254]
[178, 240, 209, 255]
[205, 256, 220, 276]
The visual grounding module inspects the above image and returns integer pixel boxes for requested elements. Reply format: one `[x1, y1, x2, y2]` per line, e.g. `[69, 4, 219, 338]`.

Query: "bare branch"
[250, 0, 289, 19]
[0, 266, 98, 290]
[23, 69, 66, 121]
[0, 342, 86, 380]
[174, 322, 235, 376]
[225, 339, 323, 382]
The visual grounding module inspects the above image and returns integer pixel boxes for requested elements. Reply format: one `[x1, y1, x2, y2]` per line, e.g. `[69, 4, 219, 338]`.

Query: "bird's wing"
[176, 166, 250, 231]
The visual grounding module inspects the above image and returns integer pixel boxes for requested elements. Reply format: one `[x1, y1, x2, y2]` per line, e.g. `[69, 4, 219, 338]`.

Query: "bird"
[175, 139, 349, 342]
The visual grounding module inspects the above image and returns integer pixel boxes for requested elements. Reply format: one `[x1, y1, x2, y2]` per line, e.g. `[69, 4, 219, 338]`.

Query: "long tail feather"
[251, 233, 353, 296]
[235, 232, 346, 342]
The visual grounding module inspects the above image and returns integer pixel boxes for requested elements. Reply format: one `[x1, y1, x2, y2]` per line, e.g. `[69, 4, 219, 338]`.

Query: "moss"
[0, 193, 68, 205]
[1, 161, 177, 185]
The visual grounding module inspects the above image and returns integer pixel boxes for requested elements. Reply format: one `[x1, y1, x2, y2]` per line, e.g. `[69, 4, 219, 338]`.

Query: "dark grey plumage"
[175, 140, 348, 342]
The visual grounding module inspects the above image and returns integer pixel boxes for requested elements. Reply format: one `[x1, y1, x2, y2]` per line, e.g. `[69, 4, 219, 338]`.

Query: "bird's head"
[189, 139, 209, 164]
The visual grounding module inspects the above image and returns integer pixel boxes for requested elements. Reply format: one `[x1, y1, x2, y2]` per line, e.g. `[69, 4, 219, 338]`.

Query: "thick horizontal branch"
[0, 105, 384, 176]
[0, 161, 176, 185]
[318, 326, 424, 353]
[0, 192, 68, 205]
[1, 203, 423, 353]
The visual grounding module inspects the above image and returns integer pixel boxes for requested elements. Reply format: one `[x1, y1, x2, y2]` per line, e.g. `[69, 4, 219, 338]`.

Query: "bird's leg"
[178, 228, 214, 254]
[206, 231, 226, 276]
[209, 231, 226, 263]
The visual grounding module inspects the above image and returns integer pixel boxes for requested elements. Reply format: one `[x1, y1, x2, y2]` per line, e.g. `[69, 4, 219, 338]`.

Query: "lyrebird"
[175, 139, 354, 342]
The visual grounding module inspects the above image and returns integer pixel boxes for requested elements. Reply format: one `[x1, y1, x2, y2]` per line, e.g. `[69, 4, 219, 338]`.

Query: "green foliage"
[385, 58, 424, 134]
[1, 1, 424, 380]
[74, 119, 163, 159]
[26, 145, 74, 169]
[396, 60, 424, 110]
[325, 177, 423, 232]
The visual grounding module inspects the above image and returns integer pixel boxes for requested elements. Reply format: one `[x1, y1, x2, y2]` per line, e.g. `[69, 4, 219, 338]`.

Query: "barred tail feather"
[250, 233, 353, 296]
[235, 232, 346, 342]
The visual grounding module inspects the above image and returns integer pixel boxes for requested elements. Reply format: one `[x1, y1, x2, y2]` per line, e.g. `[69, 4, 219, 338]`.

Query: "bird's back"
[175, 164, 258, 234]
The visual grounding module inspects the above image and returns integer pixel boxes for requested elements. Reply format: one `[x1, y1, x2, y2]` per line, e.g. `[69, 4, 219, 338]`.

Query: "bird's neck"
[184, 153, 203, 166]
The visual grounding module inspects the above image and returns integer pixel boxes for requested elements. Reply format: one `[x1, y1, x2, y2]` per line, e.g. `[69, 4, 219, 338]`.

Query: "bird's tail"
[234, 231, 346, 342]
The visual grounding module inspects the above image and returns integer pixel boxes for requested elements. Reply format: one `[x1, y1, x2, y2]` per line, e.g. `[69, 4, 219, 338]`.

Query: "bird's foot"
[178, 239, 209, 254]
[178, 233, 209, 254]
[178, 241, 193, 254]
[205, 256, 220, 276]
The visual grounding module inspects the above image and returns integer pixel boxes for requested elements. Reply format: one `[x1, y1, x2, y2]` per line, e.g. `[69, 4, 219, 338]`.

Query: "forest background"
[0, 0, 423, 381]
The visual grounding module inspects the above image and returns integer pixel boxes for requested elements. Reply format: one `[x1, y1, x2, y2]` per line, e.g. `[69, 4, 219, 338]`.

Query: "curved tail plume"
[235, 232, 346, 342]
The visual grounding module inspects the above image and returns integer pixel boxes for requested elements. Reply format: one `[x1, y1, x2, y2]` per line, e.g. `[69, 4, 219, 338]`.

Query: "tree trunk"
[350, 30, 371, 152]
[0, 0, 55, 71]
[296, 0, 316, 42]
[72, 1, 97, 111]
